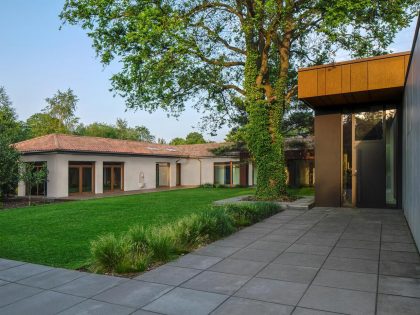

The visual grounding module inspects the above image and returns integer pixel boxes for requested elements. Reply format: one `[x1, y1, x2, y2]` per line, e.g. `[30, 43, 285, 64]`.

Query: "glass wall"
[342, 113, 353, 207]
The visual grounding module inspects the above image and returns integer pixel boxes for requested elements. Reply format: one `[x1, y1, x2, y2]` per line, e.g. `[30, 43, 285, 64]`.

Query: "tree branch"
[222, 84, 246, 95]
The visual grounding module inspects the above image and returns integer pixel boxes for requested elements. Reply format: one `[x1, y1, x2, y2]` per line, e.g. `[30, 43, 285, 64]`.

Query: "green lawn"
[0, 187, 313, 269]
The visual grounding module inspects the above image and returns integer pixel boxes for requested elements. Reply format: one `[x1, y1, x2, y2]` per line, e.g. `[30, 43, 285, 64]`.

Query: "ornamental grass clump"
[90, 233, 131, 274]
[171, 207, 235, 251]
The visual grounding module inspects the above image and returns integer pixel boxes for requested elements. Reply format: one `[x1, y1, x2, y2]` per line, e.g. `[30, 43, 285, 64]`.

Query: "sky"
[0, 1, 417, 142]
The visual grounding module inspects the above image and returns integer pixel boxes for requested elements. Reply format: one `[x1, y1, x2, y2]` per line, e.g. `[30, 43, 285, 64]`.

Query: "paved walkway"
[1, 207, 419, 314]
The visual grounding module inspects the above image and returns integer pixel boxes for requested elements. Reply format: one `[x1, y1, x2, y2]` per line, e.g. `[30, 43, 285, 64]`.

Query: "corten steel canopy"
[298, 52, 410, 107]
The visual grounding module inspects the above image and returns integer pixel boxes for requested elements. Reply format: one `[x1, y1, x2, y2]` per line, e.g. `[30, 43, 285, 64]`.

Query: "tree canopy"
[170, 132, 207, 145]
[59, 0, 419, 199]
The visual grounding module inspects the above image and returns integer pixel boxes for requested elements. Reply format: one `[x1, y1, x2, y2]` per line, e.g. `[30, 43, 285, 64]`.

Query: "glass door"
[68, 162, 94, 194]
[341, 106, 399, 208]
[156, 163, 170, 187]
[103, 163, 123, 192]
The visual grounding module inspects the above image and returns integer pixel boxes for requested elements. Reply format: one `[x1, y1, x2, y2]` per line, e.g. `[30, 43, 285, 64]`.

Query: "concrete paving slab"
[286, 244, 332, 256]
[193, 245, 240, 258]
[377, 294, 420, 315]
[322, 256, 378, 274]
[0, 283, 42, 308]
[292, 307, 342, 314]
[212, 296, 294, 315]
[229, 248, 280, 262]
[330, 247, 379, 260]
[135, 265, 201, 286]
[378, 275, 420, 298]
[94, 280, 172, 308]
[298, 285, 376, 315]
[143, 287, 228, 315]
[273, 252, 326, 268]
[257, 263, 318, 284]
[0, 290, 84, 315]
[54, 273, 127, 297]
[235, 277, 308, 306]
[380, 250, 420, 263]
[18, 268, 85, 289]
[336, 239, 380, 249]
[0, 259, 25, 271]
[168, 254, 221, 269]
[246, 240, 290, 252]
[379, 261, 420, 278]
[313, 269, 377, 292]
[209, 258, 267, 276]
[58, 299, 135, 315]
[181, 271, 250, 295]
[0, 263, 52, 282]
[381, 242, 418, 252]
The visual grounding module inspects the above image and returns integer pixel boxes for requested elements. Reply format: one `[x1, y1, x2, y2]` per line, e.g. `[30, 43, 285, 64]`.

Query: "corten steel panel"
[317, 68, 326, 95]
[368, 56, 405, 90]
[342, 64, 351, 93]
[350, 62, 368, 92]
[298, 52, 410, 107]
[298, 70, 318, 98]
[326, 66, 342, 95]
[314, 112, 342, 207]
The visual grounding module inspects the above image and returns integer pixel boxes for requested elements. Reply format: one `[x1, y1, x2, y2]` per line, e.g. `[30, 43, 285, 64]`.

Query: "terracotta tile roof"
[13, 134, 230, 158]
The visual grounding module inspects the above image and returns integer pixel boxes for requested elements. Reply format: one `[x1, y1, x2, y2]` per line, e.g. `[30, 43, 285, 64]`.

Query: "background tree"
[26, 113, 65, 137]
[44, 88, 79, 132]
[0, 136, 20, 203]
[169, 137, 186, 145]
[0, 86, 28, 142]
[185, 132, 206, 144]
[169, 132, 207, 145]
[61, 0, 419, 199]
[75, 122, 119, 138]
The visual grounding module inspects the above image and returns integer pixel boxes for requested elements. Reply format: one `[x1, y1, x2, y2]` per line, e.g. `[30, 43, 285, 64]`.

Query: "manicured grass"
[0, 186, 313, 269]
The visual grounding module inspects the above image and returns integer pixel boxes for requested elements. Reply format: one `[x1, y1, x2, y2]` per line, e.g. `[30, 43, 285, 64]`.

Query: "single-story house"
[14, 134, 254, 198]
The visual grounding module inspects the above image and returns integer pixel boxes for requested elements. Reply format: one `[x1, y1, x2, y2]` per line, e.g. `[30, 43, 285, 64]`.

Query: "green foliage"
[0, 87, 28, 142]
[76, 118, 156, 142]
[224, 203, 281, 227]
[19, 162, 48, 205]
[26, 113, 66, 137]
[146, 227, 175, 262]
[170, 132, 207, 145]
[0, 136, 20, 199]
[44, 88, 79, 132]
[90, 233, 131, 273]
[61, 0, 419, 200]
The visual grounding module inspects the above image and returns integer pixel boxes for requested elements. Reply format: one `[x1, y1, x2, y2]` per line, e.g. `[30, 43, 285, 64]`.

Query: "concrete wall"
[403, 28, 420, 248]
[18, 153, 237, 198]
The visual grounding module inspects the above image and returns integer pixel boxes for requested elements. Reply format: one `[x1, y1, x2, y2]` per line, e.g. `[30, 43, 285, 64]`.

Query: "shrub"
[90, 233, 131, 273]
[172, 214, 205, 250]
[224, 202, 281, 227]
[200, 183, 214, 188]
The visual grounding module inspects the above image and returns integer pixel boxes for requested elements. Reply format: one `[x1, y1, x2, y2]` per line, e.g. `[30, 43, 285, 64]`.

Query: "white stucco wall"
[403, 31, 420, 249]
[18, 153, 239, 198]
